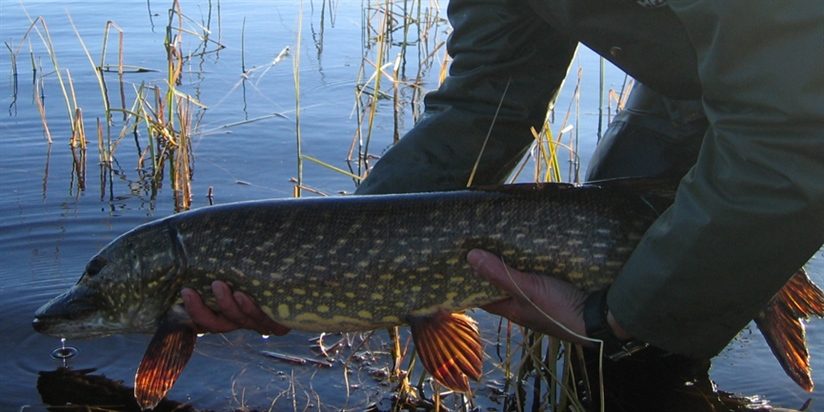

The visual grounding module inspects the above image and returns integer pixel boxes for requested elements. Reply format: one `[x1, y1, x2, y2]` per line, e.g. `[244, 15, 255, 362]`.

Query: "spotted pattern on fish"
[31, 180, 824, 400]
[34, 182, 662, 337]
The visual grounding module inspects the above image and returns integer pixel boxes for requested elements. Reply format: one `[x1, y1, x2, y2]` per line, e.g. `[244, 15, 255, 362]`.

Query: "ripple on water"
[0, 223, 150, 410]
[0, 285, 147, 409]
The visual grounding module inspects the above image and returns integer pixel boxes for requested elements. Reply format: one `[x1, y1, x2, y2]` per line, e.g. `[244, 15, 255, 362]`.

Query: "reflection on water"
[0, 1, 821, 411]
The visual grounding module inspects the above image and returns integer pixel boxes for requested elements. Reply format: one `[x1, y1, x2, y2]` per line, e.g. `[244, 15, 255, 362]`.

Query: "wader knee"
[586, 83, 707, 181]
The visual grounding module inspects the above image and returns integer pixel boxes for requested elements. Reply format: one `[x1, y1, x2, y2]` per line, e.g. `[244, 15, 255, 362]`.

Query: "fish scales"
[33, 179, 824, 404]
[158, 184, 657, 332]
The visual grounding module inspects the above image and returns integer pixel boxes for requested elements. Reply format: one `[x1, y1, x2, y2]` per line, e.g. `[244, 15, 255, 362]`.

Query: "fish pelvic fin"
[134, 307, 198, 410]
[408, 311, 483, 393]
[755, 268, 824, 392]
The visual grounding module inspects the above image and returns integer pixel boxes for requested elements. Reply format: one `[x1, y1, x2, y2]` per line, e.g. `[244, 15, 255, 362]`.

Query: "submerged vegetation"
[4, 1, 646, 411]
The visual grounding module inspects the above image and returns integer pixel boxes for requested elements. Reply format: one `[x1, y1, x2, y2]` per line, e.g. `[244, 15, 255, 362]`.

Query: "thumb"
[466, 248, 551, 324]
[467, 249, 540, 298]
[467, 248, 590, 344]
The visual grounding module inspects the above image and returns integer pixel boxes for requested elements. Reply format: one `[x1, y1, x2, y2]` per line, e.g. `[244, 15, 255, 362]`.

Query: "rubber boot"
[356, 0, 577, 195]
[586, 83, 707, 181]
[578, 82, 711, 411]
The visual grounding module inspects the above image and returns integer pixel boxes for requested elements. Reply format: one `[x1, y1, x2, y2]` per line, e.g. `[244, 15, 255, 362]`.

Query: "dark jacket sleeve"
[608, 0, 824, 358]
[526, 0, 701, 100]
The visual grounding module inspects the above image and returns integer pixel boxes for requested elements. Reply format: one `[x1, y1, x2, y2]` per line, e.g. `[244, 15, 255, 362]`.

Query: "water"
[1, 1, 821, 411]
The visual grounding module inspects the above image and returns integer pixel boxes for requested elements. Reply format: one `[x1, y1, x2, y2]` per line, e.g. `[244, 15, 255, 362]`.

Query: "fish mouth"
[32, 285, 106, 338]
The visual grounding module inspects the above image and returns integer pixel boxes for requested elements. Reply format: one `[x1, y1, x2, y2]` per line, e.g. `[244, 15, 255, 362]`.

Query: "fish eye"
[85, 257, 108, 276]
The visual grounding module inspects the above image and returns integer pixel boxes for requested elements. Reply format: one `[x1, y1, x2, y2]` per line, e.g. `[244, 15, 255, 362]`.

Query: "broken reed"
[9, 1, 219, 212]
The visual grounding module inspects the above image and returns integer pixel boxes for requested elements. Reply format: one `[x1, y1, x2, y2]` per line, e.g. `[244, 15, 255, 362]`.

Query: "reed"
[4, 41, 20, 118]
[14, 13, 77, 137]
[10, 0, 618, 409]
[12, 1, 219, 211]
[349, 0, 447, 180]
[293, 0, 305, 198]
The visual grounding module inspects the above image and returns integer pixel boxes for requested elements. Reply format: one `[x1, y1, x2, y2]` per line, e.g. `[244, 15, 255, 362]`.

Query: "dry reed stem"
[34, 75, 52, 143]
[14, 12, 77, 133]
[293, 0, 305, 198]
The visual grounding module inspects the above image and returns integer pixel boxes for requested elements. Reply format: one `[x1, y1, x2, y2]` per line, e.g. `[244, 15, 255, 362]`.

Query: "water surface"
[1, 1, 821, 411]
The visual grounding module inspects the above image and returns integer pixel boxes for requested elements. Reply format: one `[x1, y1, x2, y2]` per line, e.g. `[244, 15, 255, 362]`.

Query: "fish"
[32, 179, 824, 409]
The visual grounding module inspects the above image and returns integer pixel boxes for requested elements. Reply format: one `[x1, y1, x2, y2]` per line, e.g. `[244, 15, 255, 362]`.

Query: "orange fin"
[755, 268, 824, 392]
[134, 307, 198, 409]
[409, 311, 483, 393]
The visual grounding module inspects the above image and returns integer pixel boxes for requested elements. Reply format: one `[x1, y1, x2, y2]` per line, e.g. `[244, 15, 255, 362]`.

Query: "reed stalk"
[14, 12, 77, 134]
[34, 73, 52, 143]
[4, 41, 19, 116]
[67, 12, 113, 129]
[293, 0, 305, 198]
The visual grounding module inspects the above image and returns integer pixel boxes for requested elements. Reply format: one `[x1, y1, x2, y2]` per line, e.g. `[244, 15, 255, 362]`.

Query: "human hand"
[181, 281, 291, 336]
[467, 249, 596, 346]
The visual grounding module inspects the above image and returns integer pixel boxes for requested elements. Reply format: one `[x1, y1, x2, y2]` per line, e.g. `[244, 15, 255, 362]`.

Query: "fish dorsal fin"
[134, 308, 198, 409]
[755, 268, 824, 392]
[408, 311, 483, 393]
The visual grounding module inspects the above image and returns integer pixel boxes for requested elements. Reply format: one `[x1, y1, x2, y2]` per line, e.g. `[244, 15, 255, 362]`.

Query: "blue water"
[1, 1, 821, 411]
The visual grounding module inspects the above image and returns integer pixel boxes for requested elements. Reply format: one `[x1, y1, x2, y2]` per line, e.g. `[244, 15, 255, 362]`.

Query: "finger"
[467, 249, 589, 342]
[233, 291, 291, 336]
[211, 281, 245, 323]
[181, 287, 238, 334]
[180, 288, 207, 333]
[467, 249, 546, 322]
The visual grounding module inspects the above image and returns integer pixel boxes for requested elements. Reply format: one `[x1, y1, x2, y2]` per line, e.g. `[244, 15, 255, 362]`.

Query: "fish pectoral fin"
[755, 268, 824, 392]
[134, 309, 198, 409]
[408, 311, 483, 393]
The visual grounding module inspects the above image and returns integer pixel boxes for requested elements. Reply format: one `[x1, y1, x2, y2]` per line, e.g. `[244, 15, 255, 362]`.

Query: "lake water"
[1, 1, 821, 411]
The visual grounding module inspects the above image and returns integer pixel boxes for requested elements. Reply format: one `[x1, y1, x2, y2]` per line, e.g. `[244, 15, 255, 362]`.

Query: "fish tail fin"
[755, 268, 824, 392]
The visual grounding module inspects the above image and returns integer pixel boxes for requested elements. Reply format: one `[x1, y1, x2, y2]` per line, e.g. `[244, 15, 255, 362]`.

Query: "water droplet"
[261, 334, 271, 340]
[49, 338, 79, 367]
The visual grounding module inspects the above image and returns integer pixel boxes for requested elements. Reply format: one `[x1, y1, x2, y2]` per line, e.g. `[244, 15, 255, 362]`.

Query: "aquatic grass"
[33, 71, 52, 143]
[111, 0, 214, 210]
[11, 1, 219, 211]
[66, 12, 116, 128]
[4, 41, 20, 117]
[349, 0, 448, 181]
[67, 72, 86, 149]
[13, 11, 78, 137]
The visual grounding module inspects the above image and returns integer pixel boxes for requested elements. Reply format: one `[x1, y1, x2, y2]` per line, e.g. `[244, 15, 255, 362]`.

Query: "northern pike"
[32, 180, 824, 409]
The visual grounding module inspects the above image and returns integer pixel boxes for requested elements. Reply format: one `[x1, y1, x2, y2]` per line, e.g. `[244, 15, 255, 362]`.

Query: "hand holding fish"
[467, 249, 632, 347]
[182, 281, 290, 336]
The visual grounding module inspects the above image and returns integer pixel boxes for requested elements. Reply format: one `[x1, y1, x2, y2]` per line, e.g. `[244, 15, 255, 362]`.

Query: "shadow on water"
[0, 1, 821, 411]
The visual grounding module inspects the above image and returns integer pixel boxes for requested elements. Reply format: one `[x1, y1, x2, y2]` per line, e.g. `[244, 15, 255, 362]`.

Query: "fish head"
[33, 222, 186, 339]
